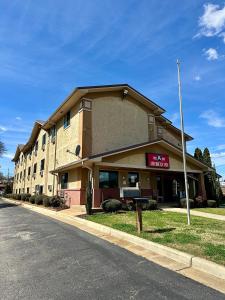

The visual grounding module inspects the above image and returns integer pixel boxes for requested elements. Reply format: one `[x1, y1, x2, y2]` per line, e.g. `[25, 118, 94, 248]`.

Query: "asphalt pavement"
[0, 199, 224, 300]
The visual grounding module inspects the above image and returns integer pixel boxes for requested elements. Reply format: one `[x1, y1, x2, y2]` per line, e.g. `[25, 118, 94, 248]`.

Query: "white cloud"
[203, 48, 219, 60]
[0, 126, 7, 133]
[15, 117, 22, 121]
[2, 153, 14, 159]
[211, 152, 225, 167]
[200, 110, 225, 127]
[216, 144, 225, 151]
[170, 112, 179, 123]
[197, 3, 225, 41]
[194, 75, 201, 81]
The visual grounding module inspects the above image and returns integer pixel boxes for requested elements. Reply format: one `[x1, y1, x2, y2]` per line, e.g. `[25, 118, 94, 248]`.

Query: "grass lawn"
[193, 208, 225, 216]
[86, 211, 225, 266]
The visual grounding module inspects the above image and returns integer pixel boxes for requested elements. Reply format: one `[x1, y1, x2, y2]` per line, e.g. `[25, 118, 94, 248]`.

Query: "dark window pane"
[128, 172, 139, 187]
[99, 171, 118, 188]
[61, 173, 68, 189]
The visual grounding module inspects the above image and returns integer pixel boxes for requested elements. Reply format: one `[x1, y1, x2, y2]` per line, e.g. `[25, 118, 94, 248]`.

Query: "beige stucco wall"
[102, 144, 202, 172]
[91, 92, 149, 155]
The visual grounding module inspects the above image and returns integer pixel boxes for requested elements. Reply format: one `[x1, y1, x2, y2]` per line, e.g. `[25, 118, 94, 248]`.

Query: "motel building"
[12, 84, 211, 208]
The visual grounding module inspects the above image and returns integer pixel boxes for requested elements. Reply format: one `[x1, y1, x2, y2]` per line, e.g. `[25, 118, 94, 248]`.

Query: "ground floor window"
[39, 185, 43, 194]
[99, 171, 118, 188]
[61, 173, 68, 189]
[128, 172, 139, 187]
[27, 187, 30, 194]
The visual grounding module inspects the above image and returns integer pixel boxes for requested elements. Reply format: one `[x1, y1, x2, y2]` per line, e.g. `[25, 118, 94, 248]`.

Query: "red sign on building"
[146, 153, 170, 169]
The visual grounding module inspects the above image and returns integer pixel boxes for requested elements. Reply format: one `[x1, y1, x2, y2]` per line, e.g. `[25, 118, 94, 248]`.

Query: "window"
[27, 187, 29, 194]
[128, 172, 139, 187]
[39, 185, 44, 195]
[42, 134, 46, 147]
[99, 171, 118, 188]
[61, 173, 68, 189]
[34, 141, 38, 154]
[33, 163, 37, 174]
[24, 169, 26, 177]
[20, 172, 22, 179]
[50, 125, 56, 138]
[64, 111, 70, 128]
[40, 159, 45, 171]
[28, 166, 31, 176]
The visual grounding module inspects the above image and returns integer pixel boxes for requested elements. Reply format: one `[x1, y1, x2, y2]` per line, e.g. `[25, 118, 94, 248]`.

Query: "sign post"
[177, 59, 191, 226]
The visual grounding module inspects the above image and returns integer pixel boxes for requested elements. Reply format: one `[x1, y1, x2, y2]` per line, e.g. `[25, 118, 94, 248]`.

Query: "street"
[0, 199, 224, 300]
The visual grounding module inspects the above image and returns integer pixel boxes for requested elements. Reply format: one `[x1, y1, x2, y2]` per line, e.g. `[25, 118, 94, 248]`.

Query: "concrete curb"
[3, 198, 225, 280]
[73, 216, 193, 266]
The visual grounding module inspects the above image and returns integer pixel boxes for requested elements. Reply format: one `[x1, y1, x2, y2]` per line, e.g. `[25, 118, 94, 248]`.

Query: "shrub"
[21, 193, 31, 201]
[207, 200, 217, 208]
[35, 195, 44, 205]
[14, 194, 22, 200]
[49, 196, 62, 207]
[43, 196, 51, 207]
[180, 198, 195, 208]
[102, 199, 122, 213]
[121, 201, 134, 211]
[29, 195, 36, 204]
[148, 199, 157, 210]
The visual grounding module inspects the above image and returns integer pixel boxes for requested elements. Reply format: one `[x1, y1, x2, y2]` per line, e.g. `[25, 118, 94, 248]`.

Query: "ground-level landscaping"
[193, 208, 225, 216]
[86, 210, 225, 266]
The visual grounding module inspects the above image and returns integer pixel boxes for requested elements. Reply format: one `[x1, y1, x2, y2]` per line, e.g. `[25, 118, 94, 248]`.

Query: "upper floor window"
[64, 111, 70, 129]
[50, 125, 56, 138]
[33, 163, 37, 174]
[61, 173, 68, 189]
[28, 166, 31, 176]
[40, 159, 45, 171]
[42, 134, 46, 148]
[34, 141, 38, 154]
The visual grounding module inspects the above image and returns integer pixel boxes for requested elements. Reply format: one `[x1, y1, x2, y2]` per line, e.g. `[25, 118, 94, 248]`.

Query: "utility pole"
[177, 59, 191, 225]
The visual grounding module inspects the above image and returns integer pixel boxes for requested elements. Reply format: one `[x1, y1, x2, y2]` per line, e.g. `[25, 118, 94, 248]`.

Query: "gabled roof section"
[22, 120, 45, 153]
[12, 121, 46, 161]
[88, 139, 212, 171]
[12, 144, 24, 162]
[42, 84, 166, 130]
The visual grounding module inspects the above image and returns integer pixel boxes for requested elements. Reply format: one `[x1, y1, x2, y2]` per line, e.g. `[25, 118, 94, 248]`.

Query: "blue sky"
[0, 0, 225, 178]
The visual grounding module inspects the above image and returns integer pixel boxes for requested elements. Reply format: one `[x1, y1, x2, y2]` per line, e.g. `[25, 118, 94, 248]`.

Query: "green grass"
[86, 211, 225, 266]
[193, 208, 225, 216]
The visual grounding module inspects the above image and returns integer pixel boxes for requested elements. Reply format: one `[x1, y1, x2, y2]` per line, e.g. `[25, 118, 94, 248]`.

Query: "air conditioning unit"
[40, 170, 44, 177]
[33, 173, 36, 179]
[29, 154, 32, 160]
[42, 144, 45, 151]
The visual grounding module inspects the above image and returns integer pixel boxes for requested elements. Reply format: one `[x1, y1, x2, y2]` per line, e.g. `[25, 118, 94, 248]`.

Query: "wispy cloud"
[0, 126, 7, 133]
[200, 110, 225, 127]
[216, 144, 225, 151]
[170, 112, 179, 123]
[2, 153, 14, 159]
[203, 48, 219, 60]
[196, 3, 225, 42]
[194, 75, 201, 81]
[15, 116, 22, 121]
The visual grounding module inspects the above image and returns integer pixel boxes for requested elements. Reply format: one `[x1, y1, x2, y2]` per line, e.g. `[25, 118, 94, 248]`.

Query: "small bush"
[207, 200, 217, 208]
[21, 193, 31, 201]
[102, 199, 122, 213]
[180, 198, 195, 208]
[29, 195, 36, 204]
[121, 201, 134, 211]
[49, 196, 62, 207]
[35, 195, 44, 205]
[43, 196, 51, 207]
[148, 199, 157, 210]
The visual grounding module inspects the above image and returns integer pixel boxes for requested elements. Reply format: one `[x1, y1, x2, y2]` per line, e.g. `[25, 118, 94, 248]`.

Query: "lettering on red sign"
[146, 153, 170, 169]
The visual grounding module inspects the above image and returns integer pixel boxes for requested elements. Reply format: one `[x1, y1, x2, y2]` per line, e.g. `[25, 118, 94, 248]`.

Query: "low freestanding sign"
[146, 153, 170, 169]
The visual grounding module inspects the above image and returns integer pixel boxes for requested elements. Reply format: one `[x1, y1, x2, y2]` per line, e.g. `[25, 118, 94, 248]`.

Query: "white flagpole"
[177, 59, 191, 225]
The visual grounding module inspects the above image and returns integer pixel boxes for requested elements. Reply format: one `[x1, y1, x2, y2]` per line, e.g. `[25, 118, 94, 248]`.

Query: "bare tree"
[0, 141, 6, 157]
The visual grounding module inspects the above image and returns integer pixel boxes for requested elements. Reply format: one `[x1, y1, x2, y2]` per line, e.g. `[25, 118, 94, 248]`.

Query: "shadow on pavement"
[0, 201, 17, 209]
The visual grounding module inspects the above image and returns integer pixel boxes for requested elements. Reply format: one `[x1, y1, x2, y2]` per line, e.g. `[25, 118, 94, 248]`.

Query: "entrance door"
[163, 176, 174, 202]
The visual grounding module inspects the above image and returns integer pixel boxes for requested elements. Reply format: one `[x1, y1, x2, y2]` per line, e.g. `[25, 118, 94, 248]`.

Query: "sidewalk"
[2, 197, 225, 294]
[163, 208, 225, 221]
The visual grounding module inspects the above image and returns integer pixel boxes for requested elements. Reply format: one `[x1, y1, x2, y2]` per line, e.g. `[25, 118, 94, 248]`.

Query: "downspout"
[52, 127, 58, 196]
